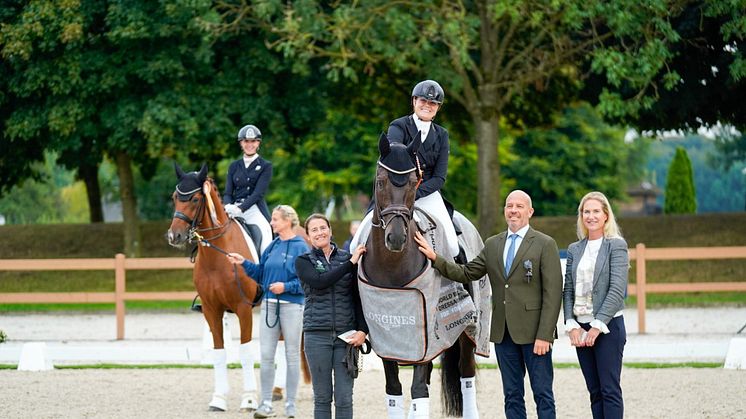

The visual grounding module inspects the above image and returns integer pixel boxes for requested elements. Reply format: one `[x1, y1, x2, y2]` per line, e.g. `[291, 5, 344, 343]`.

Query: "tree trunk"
[78, 161, 103, 223]
[114, 151, 140, 257]
[474, 115, 502, 236]
[334, 194, 344, 221]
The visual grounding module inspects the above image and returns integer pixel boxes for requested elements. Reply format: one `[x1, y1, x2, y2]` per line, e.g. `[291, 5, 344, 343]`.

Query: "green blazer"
[433, 227, 563, 345]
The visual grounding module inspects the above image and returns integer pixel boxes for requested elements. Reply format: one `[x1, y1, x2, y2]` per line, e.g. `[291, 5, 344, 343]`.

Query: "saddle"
[234, 217, 263, 256]
[413, 207, 468, 265]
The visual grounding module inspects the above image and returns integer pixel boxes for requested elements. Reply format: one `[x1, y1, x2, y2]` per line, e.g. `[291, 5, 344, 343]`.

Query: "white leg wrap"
[212, 349, 229, 396]
[239, 342, 257, 392]
[409, 397, 429, 419]
[461, 377, 479, 419]
[386, 394, 405, 419]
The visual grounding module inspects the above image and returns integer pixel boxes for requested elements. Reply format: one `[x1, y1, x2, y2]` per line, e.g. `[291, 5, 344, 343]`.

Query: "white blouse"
[565, 238, 622, 335]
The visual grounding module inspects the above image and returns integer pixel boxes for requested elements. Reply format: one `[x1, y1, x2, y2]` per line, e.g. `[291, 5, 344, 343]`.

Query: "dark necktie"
[505, 233, 518, 277]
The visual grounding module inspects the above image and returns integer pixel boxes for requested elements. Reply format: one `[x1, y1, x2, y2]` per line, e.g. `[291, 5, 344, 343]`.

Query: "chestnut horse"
[359, 135, 485, 418]
[167, 163, 263, 412]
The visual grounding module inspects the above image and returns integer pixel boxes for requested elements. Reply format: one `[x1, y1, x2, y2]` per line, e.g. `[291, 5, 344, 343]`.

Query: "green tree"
[664, 147, 697, 214]
[645, 134, 745, 212]
[711, 130, 746, 211]
[583, 1, 746, 208]
[504, 103, 633, 215]
[598, 1, 746, 134]
[221, 0, 685, 235]
[1, 1, 242, 254]
[0, 152, 86, 224]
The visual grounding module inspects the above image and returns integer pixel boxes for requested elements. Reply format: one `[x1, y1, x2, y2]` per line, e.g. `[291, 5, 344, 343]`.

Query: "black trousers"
[576, 316, 626, 419]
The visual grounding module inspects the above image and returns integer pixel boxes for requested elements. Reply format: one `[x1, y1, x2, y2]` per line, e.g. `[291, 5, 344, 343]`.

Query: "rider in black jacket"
[349, 80, 462, 259]
[295, 214, 368, 419]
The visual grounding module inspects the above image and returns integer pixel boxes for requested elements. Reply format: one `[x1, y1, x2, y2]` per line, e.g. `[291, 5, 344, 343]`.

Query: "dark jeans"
[576, 316, 626, 419]
[494, 327, 556, 419]
[303, 331, 355, 419]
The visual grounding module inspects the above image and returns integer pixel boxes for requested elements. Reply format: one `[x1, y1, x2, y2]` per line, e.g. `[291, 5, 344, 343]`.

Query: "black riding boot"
[454, 246, 468, 264]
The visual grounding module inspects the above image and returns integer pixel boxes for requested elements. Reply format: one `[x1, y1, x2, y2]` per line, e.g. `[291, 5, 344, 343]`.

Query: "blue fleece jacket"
[240, 235, 309, 305]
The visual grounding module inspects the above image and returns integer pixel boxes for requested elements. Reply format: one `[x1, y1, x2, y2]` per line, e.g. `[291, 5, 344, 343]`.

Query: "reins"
[175, 189, 263, 307]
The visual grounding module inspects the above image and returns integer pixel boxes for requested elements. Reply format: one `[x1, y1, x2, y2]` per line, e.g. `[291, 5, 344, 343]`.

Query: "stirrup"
[190, 295, 202, 312]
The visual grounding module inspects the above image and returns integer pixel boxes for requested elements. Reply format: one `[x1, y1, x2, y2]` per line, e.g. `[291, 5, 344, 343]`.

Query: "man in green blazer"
[415, 189, 563, 419]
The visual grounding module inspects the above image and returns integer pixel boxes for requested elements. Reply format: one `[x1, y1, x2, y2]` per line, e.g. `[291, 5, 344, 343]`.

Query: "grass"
[625, 292, 746, 307]
[0, 300, 195, 313]
[622, 362, 723, 368]
[1, 292, 743, 314]
[0, 270, 193, 293]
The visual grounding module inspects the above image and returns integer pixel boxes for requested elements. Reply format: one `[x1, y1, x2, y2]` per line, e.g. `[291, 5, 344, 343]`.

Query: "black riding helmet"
[237, 124, 262, 141]
[411, 80, 444, 104]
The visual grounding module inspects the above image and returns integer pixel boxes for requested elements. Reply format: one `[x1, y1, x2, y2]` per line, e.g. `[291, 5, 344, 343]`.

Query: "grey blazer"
[562, 237, 629, 325]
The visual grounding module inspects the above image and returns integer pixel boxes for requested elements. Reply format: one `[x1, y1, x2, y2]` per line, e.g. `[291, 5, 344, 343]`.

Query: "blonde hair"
[576, 191, 622, 240]
[273, 204, 300, 229]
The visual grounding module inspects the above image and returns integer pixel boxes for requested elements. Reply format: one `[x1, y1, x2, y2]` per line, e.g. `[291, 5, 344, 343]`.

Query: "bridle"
[371, 156, 422, 233]
[172, 182, 262, 307]
[172, 184, 232, 244]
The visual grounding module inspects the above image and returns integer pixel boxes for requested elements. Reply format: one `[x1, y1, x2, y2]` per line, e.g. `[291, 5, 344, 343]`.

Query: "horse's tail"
[300, 333, 311, 384]
[440, 342, 463, 416]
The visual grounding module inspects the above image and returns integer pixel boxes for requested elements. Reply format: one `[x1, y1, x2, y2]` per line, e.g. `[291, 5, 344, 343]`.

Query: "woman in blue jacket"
[228, 205, 309, 418]
[563, 192, 629, 419]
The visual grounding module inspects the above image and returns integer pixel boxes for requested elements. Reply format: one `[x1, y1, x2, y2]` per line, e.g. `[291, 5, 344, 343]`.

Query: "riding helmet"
[237, 124, 262, 141]
[411, 80, 444, 104]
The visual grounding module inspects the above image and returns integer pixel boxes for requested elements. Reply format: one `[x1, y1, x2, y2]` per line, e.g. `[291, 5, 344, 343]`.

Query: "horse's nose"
[386, 231, 406, 252]
[167, 230, 182, 246]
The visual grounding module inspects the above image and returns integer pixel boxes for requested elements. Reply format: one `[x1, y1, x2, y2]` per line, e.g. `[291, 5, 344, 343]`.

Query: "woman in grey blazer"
[563, 191, 628, 419]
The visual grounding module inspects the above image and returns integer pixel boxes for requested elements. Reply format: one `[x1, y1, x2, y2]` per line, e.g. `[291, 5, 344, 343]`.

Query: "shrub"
[664, 147, 697, 214]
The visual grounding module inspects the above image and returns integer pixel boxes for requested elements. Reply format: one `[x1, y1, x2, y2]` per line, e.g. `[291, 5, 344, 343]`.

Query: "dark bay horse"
[359, 135, 482, 418]
[167, 163, 262, 412]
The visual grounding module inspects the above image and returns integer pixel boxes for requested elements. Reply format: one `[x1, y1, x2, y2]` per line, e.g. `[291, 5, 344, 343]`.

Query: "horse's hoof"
[208, 393, 227, 411]
[239, 391, 258, 412]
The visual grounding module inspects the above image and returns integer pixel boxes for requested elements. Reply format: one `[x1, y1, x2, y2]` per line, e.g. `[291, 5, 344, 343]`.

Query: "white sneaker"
[253, 403, 276, 418]
[285, 402, 297, 418]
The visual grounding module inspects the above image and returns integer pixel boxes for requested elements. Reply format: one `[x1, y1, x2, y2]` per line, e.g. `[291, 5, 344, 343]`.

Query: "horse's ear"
[197, 163, 208, 182]
[379, 133, 391, 158]
[174, 162, 186, 180]
[407, 132, 422, 155]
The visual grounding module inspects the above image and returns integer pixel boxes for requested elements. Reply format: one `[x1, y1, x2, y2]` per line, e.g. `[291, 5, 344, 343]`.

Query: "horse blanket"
[358, 209, 491, 363]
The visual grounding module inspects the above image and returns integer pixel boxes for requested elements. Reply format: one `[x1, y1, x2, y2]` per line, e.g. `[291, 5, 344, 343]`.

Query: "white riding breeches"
[350, 191, 459, 256]
[239, 204, 272, 254]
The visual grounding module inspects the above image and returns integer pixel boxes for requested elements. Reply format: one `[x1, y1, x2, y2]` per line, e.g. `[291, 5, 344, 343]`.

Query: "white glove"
[224, 204, 242, 217]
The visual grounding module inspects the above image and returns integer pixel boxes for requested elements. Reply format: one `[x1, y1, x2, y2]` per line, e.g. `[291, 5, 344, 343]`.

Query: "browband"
[175, 185, 201, 196]
[378, 160, 416, 175]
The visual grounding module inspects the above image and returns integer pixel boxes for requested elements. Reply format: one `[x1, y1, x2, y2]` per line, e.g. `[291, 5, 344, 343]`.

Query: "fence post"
[636, 243, 646, 334]
[115, 253, 126, 340]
